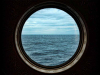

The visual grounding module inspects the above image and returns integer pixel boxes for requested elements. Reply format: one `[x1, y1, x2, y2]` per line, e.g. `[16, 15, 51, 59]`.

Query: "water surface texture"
[21, 35, 79, 66]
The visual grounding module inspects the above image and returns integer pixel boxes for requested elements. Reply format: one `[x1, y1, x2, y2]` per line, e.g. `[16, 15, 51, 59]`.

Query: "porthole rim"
[15, 1, 87, 74]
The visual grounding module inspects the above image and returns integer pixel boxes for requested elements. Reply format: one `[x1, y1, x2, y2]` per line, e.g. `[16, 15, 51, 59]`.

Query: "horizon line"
[22, 34, 79, 35]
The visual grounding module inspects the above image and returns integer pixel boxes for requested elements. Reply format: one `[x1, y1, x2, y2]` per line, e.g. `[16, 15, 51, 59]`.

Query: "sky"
[22, 8, 79, 35]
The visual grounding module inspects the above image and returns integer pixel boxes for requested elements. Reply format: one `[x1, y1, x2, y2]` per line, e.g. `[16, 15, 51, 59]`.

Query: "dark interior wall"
[2, 0, 99, 75]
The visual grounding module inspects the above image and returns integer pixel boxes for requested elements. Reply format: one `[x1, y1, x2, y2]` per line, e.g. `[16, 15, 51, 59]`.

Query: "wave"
[21, 35, 80, 66]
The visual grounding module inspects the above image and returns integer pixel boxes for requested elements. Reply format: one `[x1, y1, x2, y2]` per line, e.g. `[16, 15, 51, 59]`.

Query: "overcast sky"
[22, 8, 79, 35]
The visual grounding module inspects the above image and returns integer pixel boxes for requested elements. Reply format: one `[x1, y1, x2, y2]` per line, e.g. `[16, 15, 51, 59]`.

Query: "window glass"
[21, 8, 80, 66]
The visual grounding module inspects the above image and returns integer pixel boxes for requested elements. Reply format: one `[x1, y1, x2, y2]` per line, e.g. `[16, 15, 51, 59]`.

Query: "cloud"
[22, 8, 79, 35]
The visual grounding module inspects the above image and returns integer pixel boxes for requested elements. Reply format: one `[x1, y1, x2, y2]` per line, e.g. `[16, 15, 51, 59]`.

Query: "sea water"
[21, 35, 79, 66]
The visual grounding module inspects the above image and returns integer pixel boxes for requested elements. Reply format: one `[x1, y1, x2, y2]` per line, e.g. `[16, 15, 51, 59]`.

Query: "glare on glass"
[21, 8, 80, 66]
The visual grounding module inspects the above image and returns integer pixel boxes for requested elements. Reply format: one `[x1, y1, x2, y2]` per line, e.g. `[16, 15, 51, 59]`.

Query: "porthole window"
[21, 8, 80, 66]
[15, 2, 87, 73]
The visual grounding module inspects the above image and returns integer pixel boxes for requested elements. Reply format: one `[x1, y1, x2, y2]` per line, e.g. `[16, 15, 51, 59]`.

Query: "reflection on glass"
[21, 8, 80, 66]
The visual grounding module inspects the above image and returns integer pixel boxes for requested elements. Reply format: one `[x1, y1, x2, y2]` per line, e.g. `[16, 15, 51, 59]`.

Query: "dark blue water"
[21, 35, 79, 66]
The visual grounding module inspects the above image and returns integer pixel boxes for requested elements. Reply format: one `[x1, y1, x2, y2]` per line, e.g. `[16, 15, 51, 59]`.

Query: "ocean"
[21, 35, 80, 66]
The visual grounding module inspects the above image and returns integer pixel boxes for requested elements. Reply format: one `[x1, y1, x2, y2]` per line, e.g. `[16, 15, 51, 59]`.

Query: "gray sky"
[22, 8, 79, 35]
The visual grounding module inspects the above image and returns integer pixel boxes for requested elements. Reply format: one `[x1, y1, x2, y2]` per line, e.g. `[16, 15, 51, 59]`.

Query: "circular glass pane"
[21, 8, 80, 66]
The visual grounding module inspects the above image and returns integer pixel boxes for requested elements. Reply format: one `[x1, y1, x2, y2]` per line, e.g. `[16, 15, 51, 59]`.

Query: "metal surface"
[15, 1, 87, 73]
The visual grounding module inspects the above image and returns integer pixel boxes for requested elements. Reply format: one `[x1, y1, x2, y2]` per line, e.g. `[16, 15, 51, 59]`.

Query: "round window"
[15, 2, 87, 73]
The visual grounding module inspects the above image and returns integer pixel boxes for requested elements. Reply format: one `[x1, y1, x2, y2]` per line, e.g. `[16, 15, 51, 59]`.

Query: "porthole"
[15, 2, 87, 73]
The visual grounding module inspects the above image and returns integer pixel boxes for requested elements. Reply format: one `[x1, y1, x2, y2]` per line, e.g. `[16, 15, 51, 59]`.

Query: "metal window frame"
[15, 1, 87, 74]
